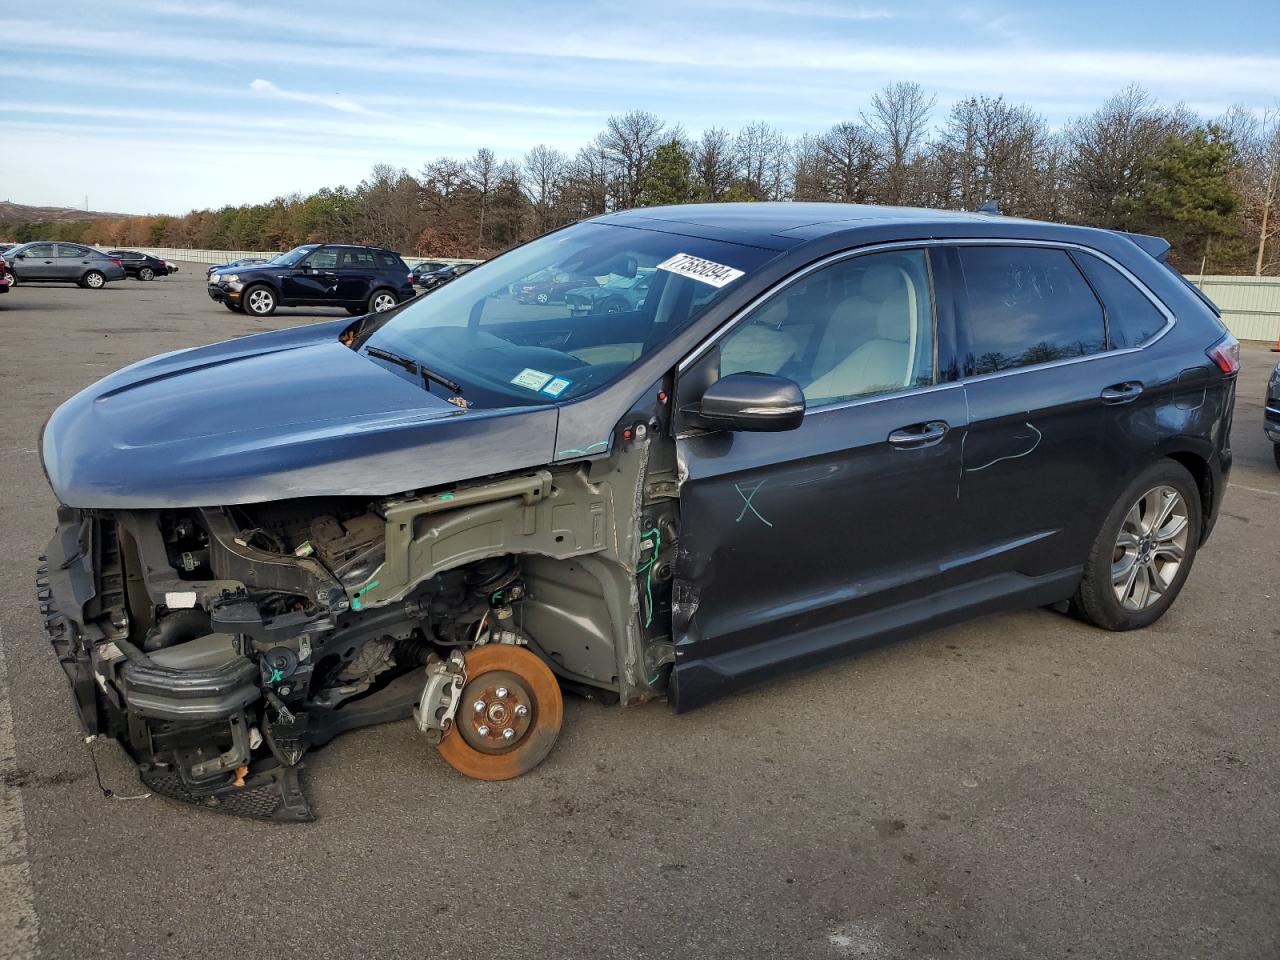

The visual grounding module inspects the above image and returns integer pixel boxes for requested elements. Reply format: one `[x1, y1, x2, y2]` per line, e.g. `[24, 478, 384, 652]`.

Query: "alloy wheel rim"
[248, 289, 273, 313]
[87, 273, 103, 287]
[1111, 484, 1189, 611]
[140, 268, 153, 280]
[373, 293, 396, 312]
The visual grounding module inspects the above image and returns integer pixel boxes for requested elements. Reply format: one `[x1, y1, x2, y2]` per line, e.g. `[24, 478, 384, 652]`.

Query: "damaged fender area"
[37, 430, 680, 820]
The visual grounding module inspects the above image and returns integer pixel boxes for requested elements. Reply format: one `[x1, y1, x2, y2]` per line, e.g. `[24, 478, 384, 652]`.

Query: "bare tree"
[694, 127, 736, 201]
[522, 144, 568, 233]
[598, 110, 668, 208]
[863, 81, 935, 205]
[467, 148, 498, 247]
[1063, 84, 1192, 229]
[819, 122, 878, 202]
[1221, 105, 1280, 275]
[734, 121, 792, 200]
[933, 95, 1057, 216]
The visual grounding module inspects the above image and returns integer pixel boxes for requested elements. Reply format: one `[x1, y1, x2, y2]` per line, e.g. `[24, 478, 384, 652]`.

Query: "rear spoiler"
[1110, 229, 1221, 318]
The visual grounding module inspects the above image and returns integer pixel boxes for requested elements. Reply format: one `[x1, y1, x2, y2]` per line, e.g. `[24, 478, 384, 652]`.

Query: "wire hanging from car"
[84, 736, 151, 801]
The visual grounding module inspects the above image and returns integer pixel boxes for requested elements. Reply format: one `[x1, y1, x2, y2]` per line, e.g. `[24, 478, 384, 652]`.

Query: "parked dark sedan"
[207, 243, 415, 316]
[5, 242, 125, 287]
[206, 256, 272, 281]
[38, 203, 1235, 821]
[514, 269, 599, 304]
[1266, 360, 1280, 469]
[0, 253, 10, 295]
[414, 261, 477, 292]
[107, 250, 171, 281]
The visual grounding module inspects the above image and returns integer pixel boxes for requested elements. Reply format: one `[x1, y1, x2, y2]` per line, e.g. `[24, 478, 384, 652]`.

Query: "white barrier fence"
[129, 247, 482, 270]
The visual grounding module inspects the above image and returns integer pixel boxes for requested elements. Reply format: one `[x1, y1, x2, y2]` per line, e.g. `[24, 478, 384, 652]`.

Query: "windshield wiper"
[366, 345, 463, 395]
[365, 346, 418, 373]
[420, 364, 463, 395]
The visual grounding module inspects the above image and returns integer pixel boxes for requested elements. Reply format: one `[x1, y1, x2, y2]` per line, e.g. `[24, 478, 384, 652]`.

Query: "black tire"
[223, 301, 243, 313]
[139, 266, 155, 281]
[3, 270, 14, 287]
[242, 284, 277, 317]
[345, 305, 366, 316]
[367, 288, 398, 313]
[1073, 459, 1201, 631]
[1273, 444, 1280, 471]
[80, 270, 106, 289]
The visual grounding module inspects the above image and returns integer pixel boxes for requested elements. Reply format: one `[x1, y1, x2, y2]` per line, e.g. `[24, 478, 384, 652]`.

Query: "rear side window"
[378, 252, 402, 269]
[956, 246, 1105, 376]
[56, 244, 89, 257]
[1074, 253, 1167, 348]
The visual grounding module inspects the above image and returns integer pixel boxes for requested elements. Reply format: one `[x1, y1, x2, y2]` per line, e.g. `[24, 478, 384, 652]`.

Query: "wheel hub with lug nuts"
[1111, 484, 1189, 611]
[457, 670, 533, 754]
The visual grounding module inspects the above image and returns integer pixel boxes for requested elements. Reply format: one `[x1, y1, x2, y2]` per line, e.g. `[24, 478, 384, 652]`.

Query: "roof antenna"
[978, 198, 1002, 215]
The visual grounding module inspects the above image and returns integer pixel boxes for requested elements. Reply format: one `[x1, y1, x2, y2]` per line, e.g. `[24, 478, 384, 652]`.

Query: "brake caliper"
[413, 650, 466, 744]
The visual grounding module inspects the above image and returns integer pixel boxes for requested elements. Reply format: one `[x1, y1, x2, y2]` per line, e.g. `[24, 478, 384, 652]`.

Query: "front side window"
[956, 246, 1105, 376]
[357, 222, 774, 408]
[23, 244, 54, 258]
[1074, 253, 1167, 349]
[305, 248, 340, 270]
[717, 248, 935, 407]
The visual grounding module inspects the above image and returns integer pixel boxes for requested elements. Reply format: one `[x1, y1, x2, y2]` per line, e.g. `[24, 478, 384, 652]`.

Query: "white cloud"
[248, 78, 385, 117]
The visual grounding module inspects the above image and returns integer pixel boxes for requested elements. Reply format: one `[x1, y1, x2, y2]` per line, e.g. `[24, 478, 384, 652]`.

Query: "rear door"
[54, 244, 92, 280]
[337, 247, 378, 304]
[672, 247, 970, 709]
[945, 243, 1162, 585]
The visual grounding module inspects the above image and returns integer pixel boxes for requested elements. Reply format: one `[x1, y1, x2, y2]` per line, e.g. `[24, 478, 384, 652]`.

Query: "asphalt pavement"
[1, 266, 1277, 960]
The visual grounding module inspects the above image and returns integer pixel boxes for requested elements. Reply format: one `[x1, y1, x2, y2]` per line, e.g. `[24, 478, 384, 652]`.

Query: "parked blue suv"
[208, 243, 415, 317]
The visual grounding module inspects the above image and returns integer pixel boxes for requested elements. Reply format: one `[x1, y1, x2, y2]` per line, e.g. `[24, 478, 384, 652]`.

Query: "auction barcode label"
[656, 253, 745, 288]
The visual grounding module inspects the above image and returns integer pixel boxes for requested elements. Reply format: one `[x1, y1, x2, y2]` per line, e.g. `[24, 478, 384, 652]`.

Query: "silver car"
[5, 242, 126, 288]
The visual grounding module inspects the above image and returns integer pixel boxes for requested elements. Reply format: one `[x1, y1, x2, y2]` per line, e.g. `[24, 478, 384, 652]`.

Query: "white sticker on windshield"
[657, 252, 745, 288]
[511, 368, 554, 391]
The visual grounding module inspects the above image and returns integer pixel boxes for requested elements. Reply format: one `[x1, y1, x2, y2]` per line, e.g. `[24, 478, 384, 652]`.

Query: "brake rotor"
[436, 644, 563, 781]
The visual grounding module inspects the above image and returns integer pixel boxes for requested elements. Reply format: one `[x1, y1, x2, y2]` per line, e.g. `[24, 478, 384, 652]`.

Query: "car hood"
[42, 319, 559, 508]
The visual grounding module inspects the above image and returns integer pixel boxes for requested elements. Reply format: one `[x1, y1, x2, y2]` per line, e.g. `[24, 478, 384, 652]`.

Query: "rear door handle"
[888, 420, 950, 448]
[1101, 381, 1144, 404]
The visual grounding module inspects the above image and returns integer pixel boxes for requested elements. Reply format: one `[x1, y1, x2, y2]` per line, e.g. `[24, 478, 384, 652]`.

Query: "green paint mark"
[350, 579, 381, 612]
[437, 492, 456, 501]
[270, 668, 284, 684]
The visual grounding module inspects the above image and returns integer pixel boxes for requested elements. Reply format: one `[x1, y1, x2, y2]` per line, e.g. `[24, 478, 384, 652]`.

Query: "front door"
[672, 247, 969, 710]
[282, 246, 340, 304]
[17, 243, 57, 280]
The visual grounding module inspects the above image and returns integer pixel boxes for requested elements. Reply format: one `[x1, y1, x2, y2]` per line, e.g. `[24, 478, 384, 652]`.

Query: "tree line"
[6, 83, 1278, 275]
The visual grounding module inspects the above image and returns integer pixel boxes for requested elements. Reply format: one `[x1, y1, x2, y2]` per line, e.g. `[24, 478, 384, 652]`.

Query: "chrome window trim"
[676, 238, 1177, 417]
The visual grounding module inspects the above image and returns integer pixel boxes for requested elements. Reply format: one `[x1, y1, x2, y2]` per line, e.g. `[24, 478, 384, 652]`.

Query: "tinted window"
[718, 249, 934, 407]
[378, 252, 402, 269]
[1074, 253, 1166, 348]
[340, 249, 377, 268]
[957, 246, 1104, 376]
[56, 244, 89, 257]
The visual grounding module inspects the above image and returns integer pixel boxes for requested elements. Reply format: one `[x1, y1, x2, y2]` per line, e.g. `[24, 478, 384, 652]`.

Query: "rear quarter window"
[379, 252, 404, 269]
[1074, 253, 1167, 349]
[956, 246, 1105, 376]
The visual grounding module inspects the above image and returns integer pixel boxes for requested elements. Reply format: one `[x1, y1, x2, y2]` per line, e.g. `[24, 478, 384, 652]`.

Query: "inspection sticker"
[656, 252, 745, 288]
[511, 368, 554, 391]
[541, 377, 572, 397]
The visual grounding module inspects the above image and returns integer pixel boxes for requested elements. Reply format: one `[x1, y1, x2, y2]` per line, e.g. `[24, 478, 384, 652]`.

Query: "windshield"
[358, 222, 774, 407]
[273, 245, 317, 267]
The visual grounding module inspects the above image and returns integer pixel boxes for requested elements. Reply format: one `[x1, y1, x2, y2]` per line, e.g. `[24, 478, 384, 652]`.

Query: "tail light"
[1206, 332, 1240, 375]
[110, 257, 122, 266]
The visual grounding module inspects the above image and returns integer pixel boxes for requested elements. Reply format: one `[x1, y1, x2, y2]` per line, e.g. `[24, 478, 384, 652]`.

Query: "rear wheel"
[1074, 460, 1201, 631]
[1273, 444, 1280, 471]
[243, 284, 277, 317]
[139, 266, 155, 281]
[436, 644, 563, 781]
[3, 270, 14, 287]
[368, 288, 398, 313]
[81, 270, 106, 289]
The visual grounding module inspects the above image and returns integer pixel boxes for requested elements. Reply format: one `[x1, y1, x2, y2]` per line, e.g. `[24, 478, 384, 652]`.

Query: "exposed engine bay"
[38, 443, 679, 821]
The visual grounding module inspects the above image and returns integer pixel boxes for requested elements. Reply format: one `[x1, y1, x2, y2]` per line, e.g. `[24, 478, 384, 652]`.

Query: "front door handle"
[888, 420, 950, 448]
[1101, 381, 1144, 404]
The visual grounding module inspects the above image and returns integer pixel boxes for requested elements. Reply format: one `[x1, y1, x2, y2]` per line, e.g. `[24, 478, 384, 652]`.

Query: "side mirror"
[696, 373, 805, 432]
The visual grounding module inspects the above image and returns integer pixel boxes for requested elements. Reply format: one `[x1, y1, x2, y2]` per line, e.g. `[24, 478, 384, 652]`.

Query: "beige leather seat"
[720, 296, 799, 376]
[805, 265, 915, 402]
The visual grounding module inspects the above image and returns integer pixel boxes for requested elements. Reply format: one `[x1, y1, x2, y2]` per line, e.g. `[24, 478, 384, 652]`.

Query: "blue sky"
[2, 0, 1277, 215]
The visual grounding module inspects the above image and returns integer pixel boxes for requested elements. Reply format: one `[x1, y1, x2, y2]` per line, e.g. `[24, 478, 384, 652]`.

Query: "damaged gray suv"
[38, 203, 1237, 820]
